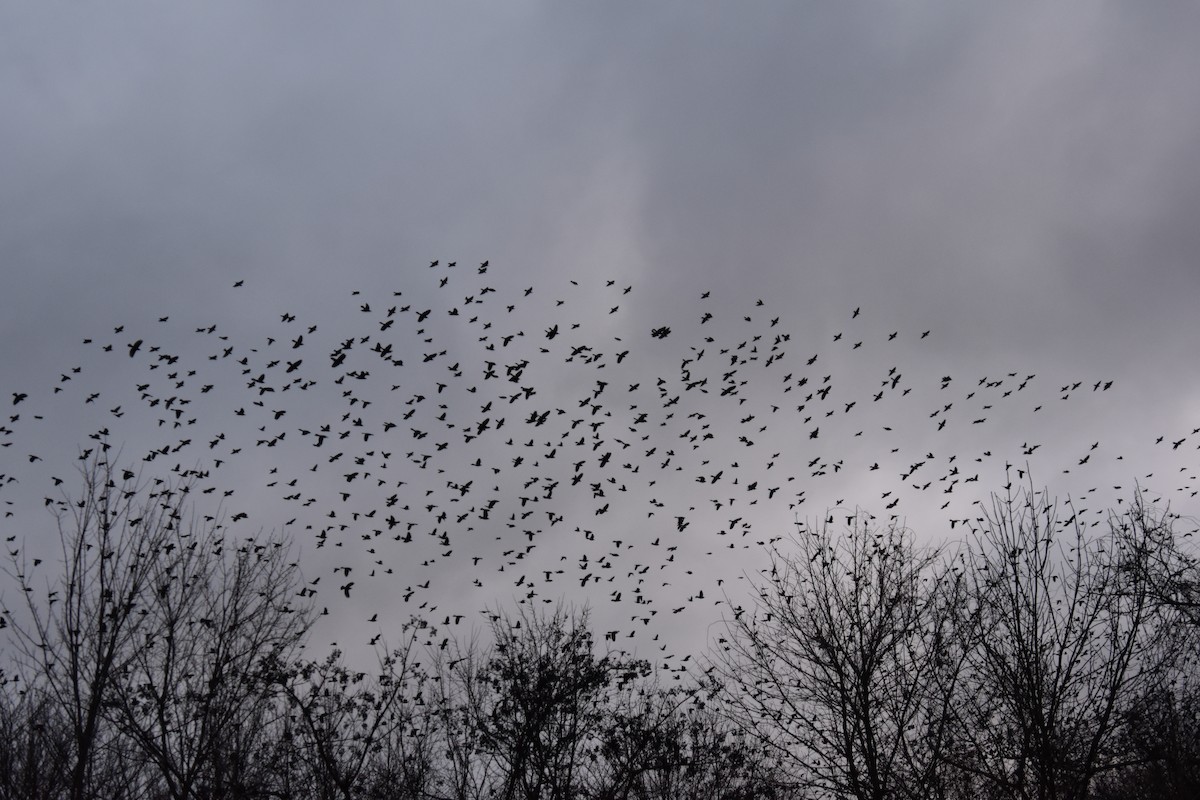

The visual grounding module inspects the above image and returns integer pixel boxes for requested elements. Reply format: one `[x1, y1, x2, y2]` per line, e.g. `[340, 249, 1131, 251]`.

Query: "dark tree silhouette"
[947, 482, 1184, 800]
[107, 513, 312, 800]
[709, 511, 965, 800]
[2, 453, 190, 800]
[475, 606, 630, 800]
[274, 632, 429, 800]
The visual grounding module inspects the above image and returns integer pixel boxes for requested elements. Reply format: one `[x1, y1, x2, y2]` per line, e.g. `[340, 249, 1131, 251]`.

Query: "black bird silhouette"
[6, 253, 1163, 682]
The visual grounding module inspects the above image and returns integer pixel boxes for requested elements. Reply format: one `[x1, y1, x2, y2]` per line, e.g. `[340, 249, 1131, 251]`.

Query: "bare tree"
[596, 680, 783, 800]
[1, 453, 186, 800]
[948, 482, 1184, 800]
[0, 676, 70, 800]
[424, 631, 502, 800]
[473, 605, 634, 800]
[419, 615, 787, 800]
[708, 511, 965, 800]
[357, 686, 440, 800]
[593, 680, 690, 800]
[1108, 491, 1200, 627]
[1092, 678, 1200, 800]
[275, 630, 428, 800]
[1086, 494, 1200, 799]
[107, 514, 313, 800]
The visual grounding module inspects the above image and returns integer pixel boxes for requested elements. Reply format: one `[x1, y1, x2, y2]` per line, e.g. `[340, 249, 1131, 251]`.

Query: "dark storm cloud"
[6, 3, 1197, 343]
[564, 3, 1200, 362]
[3, 2, 1199, 661]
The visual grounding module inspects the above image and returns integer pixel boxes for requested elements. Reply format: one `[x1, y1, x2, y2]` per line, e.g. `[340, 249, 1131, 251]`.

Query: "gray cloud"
[3, 2, 1199, 660]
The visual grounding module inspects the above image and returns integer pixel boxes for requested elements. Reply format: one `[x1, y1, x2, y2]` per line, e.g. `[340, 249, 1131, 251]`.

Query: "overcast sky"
[3, 2, 1199, 664]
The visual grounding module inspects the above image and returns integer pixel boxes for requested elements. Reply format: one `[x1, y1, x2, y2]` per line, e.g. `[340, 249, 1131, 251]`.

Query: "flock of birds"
[3, 260, 1198, 667]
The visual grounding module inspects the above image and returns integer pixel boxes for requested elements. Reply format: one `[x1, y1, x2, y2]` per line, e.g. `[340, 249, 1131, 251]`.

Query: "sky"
[3, 2, 1200, 668]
